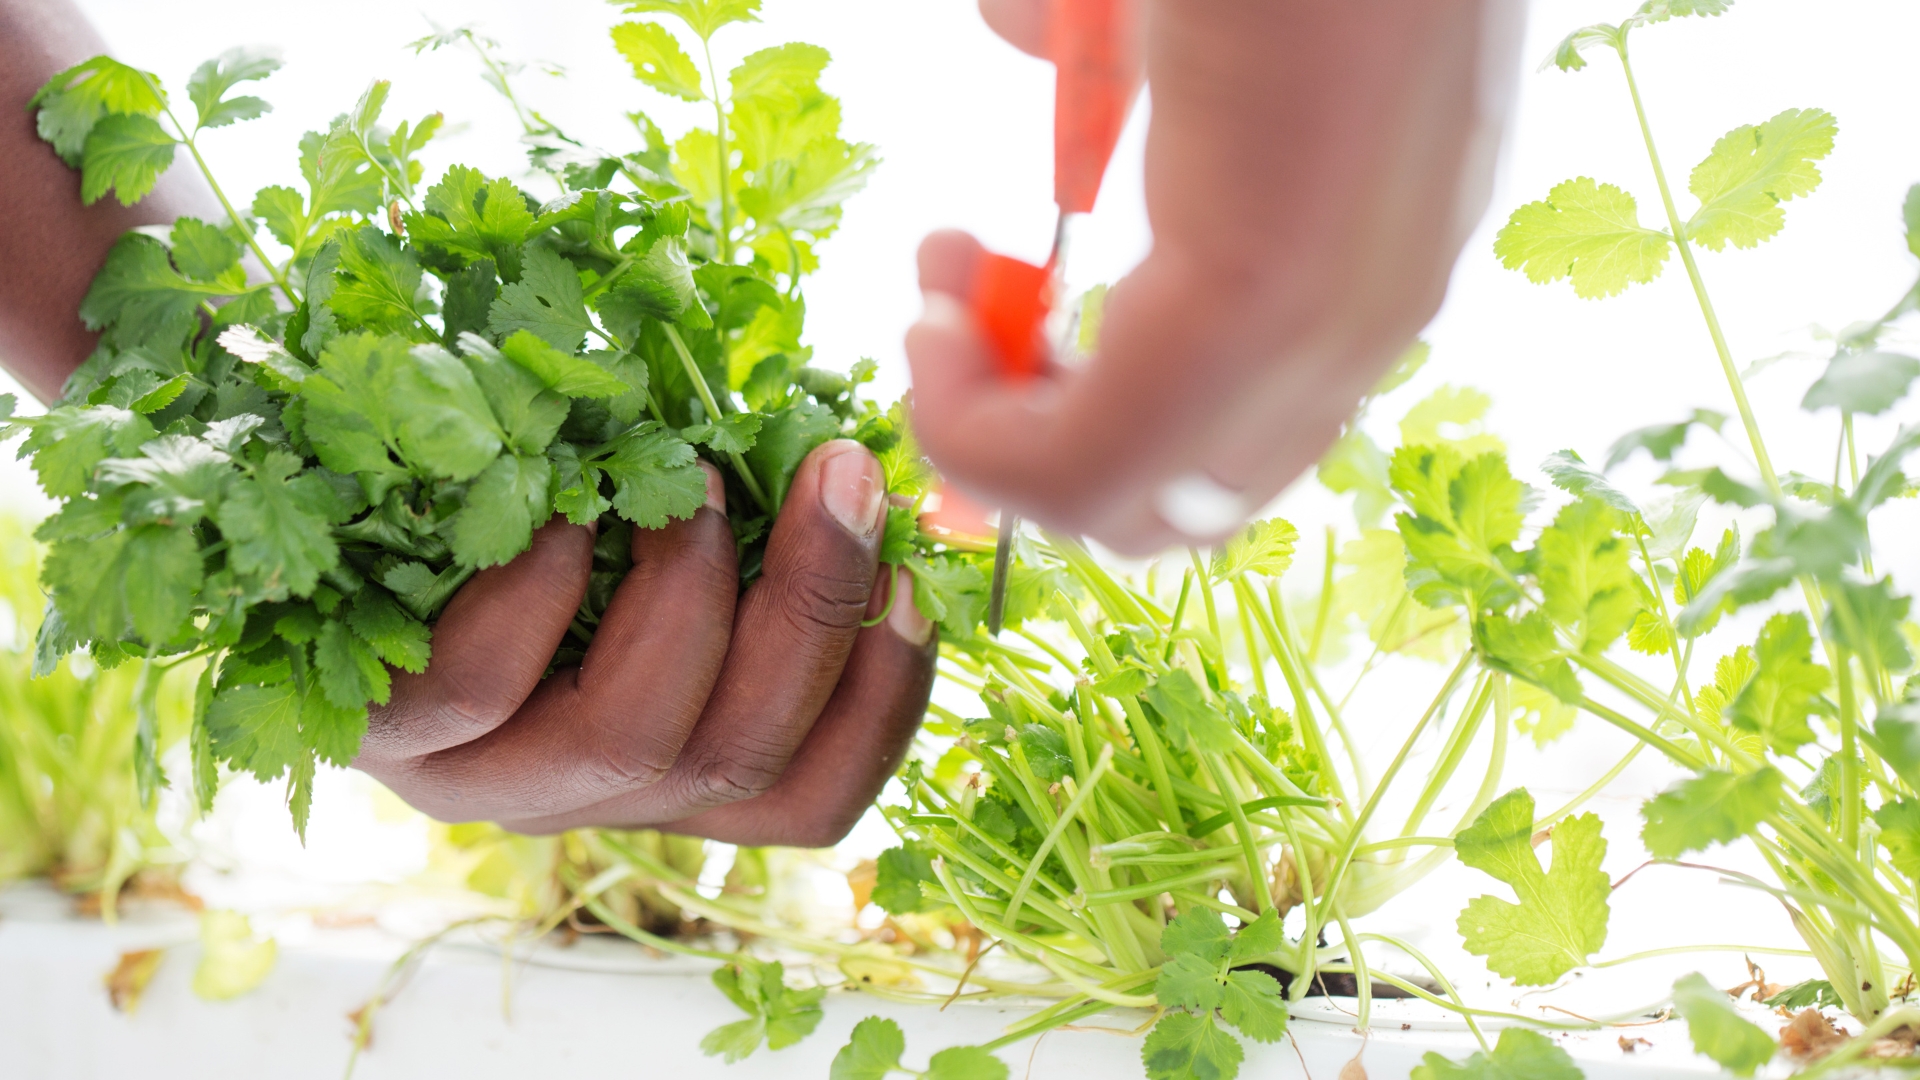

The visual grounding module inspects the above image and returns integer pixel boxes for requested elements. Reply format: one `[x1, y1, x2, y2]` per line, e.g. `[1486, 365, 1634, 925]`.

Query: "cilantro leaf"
[1209, 518, 1298, 582]
[1411, 1028, 1583, 1080]
[1640, 767, 1782, 858]
[405, 166, 537, 271]
[186, 47, 280, 130]
[313, 617, 391, 710]
[1218, 971, 1287, 1044]
[1728, 613, 1828, 754]
[1535, 496, 1638, 653]
[1802, 351, 1920, 415]
[169, 217, 242, 282]
[1474, 610, 1583, 704]
[79, 234, 212, 346]
[30, 56, 168, 165]
[44, 523, 203, 644]
[18, 404, 156, 498]
[215, 450, 348, 598]
[1604, 409, 1727, 469]
[498, 329, 630, 398]
[872, 844, 937, 914]
[205, 681, 304, 781]
[700, 958, 824, 1062]
[1145, 670, 1236, 754]
[1455, 789, 1610, 985]
[613, 0, 762, 41]
[490, 245, 594, 352]
[448, 453, 554, 568]
[1874, 799, 1920, 880]
[301, 333, 502, 482]
[327, 227, 431, 338]
[1671, 972, 1776, 1076]
[830, 1016, 904, 1080]
[81, 112, 178, 206]
[745, 399, 838, 508]
[1392, 446, 1528, 612]
[600, 421, 705, 528]
[1824, 577, 1913, 677]
[924, 1046, 1009, 1080]
[1161, 907, 1231, 963]
[1686, 109, 1836, 252]
[611, 21, 708, 100]
[1157, 953, 1225, 1013]
[1141, 1011, 1243, 1080]
[1495, 177, 1671, 298]
[683, 411, 763, 454]
[345, 588, 431, 673]
[907, 554, 988, 639]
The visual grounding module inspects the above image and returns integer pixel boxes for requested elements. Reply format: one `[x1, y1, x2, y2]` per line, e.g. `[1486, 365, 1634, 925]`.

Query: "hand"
[907, 0, 1522, 555]
[352, 440, 937, 846]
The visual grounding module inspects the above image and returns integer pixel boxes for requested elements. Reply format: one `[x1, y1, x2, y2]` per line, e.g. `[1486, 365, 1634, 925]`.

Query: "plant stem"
[661, 323, 769, 512]
[700, 37, 733, 263]
[153, 97, 297, 306]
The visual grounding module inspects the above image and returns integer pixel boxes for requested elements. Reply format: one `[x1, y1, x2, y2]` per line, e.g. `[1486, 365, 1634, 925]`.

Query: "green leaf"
[600, 421, 706, 528]
[1495, 177, 1671, 298]
[1866, 705, 1920, 791]
[252, 185, 310, 250]
[328, 227, 430, 337]
[1228, 910, 1285, 963]
[1634, 0, 1736, 24]
[1475, 611, 1583, 704]
[908, 554, 988, 640]
[1535, 496, 1639, 653]
[599, 237, 705, 332]
[215, 450, 348, 598]
[1157, 953, 1225, 1013]
[1539, 450, 1639, 516]
[612, 0, 762, 41]
[1411, 1028, 1583, 1080]
[81, 113, 179, 206]
[1825, 576, 1913, 677]
[79, 233, 209, 346]
[1543, 24, 1618, 73]
[1317, 429, 1394, 529]
[1728, 613, 1828, 754]
[745, 399, 839, 509]
[1160, 906, 1231, 963]
[44, 523, 203, 644]
[186, 47, 280, 130]
[19, 404, 156, 498]
[380, 561, 472, 623]
[830, 1016, 904, 1080]
[346, 588, 431, 673]
[1801, 351, 1920, 415]
[205, 681, 304, 780]
[1392, 446, 1528, 612]
[699, 1018, 767, 1063]
[872, 844, 937, 915]
[454, 334, 567, 454]
[1673, 527, 1739, 637]
[1141, 1011, 1243, 1080]
[1763, 979, 1842, 1011]
[1687, 109, 1837, 252]
[1218, 970, 1287, 1043]
[1145, 670, 1236, 754]
[169, 218, 243, 282]
[314, 617, 390, 710]
[1209, 519, 1298, 582]
[1604, 409, 1726, 469]
[490, 246, 594, 352]
[405, 166, 537, 269]
[1018, 723, 1073, 782]
[1671, 972, 1775, 1076]
[31, 55, 168, 165]
[301, 333, 502, 482]
[702, 958, 824, 1062]
[924, 1046, 1009, 1080]
[448, 453, 554, 568]
[498, 329, 630, 397]
[683, 411, 763, 454]
[1454, 789, 1610, 985]
[1640, 767, 1782, 858]
[1874, 799, 1920, 880]
[611, 21, 707, 100]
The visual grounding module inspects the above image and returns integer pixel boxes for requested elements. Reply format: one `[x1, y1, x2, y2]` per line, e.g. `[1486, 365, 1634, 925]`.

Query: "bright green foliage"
[1728, 614, 1829, 754]
[699, 958, 824, 1062]
[872, 843, 937, 914]
[1411, 1028, 1584, 1080]
[1455, 789, 1611, 985]
[1874, 799, 1920, 880]
[1209, 519, 1297, 582]
[1494, 178, 1671, 298]
[12, 21, 941, 831]
[1534, 496, 1638, 653]
[1144, 909, 1288, 1080]
[829, 1017, 1007, 1080]
[1801, 351, 1920, 414]
[1671, 972, 1775, 1076]
[1686, 109, 1836, 252]
[1604, 409, 1726, 469]
[1640, 768, 1782, 857]
[1391, 445, 1528, 612]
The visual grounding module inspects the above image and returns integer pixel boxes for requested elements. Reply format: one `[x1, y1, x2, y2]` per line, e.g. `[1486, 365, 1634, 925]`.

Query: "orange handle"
[971, 252, 1054, 380]
[1051, 0, 1139, 215]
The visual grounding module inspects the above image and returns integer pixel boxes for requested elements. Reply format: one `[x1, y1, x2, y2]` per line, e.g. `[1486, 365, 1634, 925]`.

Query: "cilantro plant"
[4, 0, 953, 834]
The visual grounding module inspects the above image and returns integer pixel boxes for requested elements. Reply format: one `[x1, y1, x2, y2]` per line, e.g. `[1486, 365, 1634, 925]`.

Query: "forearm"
[0, 0, 209, 403]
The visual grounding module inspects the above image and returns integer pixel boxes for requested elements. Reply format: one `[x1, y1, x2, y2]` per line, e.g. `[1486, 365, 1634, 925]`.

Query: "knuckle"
[773, 567, 871, 638]
[681, 748, 783, 808]
[587, 723, 681, 792]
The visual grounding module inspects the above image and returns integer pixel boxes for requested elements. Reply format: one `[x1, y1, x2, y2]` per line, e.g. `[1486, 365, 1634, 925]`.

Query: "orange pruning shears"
[976, 0, 1141, 636]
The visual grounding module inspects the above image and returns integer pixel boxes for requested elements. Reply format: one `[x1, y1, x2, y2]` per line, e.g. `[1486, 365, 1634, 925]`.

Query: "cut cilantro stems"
[662, 322, 768, 512]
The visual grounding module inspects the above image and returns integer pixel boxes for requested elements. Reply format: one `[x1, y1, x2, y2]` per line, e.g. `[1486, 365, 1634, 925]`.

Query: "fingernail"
[699, 461, 727, 515]
[918, 290, 971, 333]
[821, 441, 885, 540]
[888, 566, 933, 646]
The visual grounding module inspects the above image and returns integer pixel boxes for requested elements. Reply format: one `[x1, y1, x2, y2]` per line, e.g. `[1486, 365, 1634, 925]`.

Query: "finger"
[355, 518, 592, 772]
[660, 566, 937, 846]
[659, 439, 889, 813]
[391, 468, 738, 821]
[979, 0, 1051, 58]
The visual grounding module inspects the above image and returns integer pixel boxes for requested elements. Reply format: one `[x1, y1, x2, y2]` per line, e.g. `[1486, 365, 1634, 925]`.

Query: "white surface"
[1, 882, 1763, 1080]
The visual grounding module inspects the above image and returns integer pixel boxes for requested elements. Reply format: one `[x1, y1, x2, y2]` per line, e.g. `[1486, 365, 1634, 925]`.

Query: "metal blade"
[987, 511, 1017, 637]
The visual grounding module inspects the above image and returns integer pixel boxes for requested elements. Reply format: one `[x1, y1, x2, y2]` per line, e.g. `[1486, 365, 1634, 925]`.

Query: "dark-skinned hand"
[352, 440, 936, 846]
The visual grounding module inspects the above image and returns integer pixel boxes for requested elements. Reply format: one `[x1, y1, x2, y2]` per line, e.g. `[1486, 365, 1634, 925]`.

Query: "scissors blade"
[987, 511, 1017, 636]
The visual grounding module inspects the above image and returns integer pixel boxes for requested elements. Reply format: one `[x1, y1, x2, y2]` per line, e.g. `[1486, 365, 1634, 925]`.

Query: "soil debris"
[103, 948, 165, 1014]
[1779, 1010, 1850, 1060]
[1618, 1036, 1652, 1053]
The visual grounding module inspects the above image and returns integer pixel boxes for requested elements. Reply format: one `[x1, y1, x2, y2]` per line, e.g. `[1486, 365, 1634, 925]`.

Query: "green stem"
[700, 37, 733, 263]
[661, 323, 769, 512]
[154, 97, 297, 306]
[1004, 748, 1113, 928]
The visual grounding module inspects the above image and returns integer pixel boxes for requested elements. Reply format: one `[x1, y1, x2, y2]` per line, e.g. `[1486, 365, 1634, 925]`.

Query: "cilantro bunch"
[5, 1, 942, 833]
